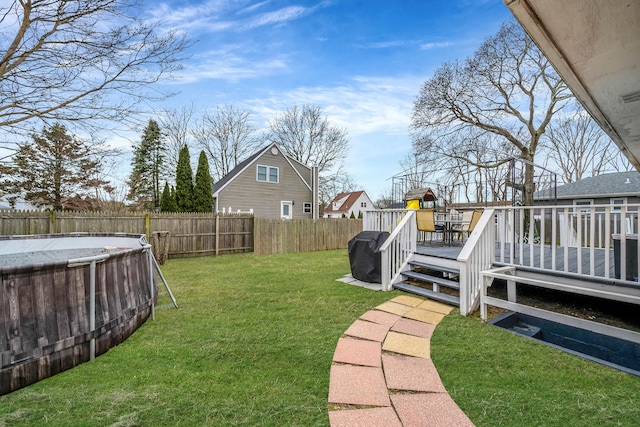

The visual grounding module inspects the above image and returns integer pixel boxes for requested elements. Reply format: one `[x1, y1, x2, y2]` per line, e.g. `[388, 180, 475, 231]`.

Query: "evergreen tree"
[175, 145, 194, 212]
[0, 123, 114, 210]
[170, 186, 176, 208]
[127, 119, 164, 210]
[193, 151, 214, 213]
[160, 182, 177, 212]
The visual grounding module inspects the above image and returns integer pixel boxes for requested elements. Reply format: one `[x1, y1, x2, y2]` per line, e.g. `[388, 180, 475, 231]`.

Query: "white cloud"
[167, 45, 289, 83]
[149, 1, 321, 34]
[420, 42, 455, 50]
[246, 75, 422, 137]
[241, 6, 310, 30]
[237, 1, 271, 16]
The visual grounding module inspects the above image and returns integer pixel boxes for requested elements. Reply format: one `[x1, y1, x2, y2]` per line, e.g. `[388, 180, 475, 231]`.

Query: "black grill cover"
[347, 231, 390, 283]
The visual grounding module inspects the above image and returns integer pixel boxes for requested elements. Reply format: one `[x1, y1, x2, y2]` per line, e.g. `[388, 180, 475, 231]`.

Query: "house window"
[361, 202, 367, 208]
[303, 202, 312, 214]
[257, 165, 279, 183]
[573, 199, 593, 214]
[281, 201, 292, 219]
[611, 198, 627, 211]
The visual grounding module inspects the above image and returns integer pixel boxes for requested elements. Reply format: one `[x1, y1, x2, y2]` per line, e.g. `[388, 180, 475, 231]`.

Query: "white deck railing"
[457, 209, 495, 315]
[364, 210, 416, 291]
[363, 209, 407, 234]
[363, 204, 639, 316]
[494, 204, 640, 284]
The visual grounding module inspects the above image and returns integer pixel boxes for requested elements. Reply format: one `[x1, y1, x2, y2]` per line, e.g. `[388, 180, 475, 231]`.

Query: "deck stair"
[393, 258, 461, 307]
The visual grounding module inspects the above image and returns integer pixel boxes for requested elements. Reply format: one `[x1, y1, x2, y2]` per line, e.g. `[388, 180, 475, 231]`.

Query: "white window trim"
[281, 201, 292, 219]
[611, 197, 627, 211]
[573, 199, 594, 214]
[257, 164, 279, 183]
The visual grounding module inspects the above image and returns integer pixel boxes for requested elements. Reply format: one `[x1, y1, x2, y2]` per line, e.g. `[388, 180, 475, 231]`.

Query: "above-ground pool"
[0, 233, 158, 396]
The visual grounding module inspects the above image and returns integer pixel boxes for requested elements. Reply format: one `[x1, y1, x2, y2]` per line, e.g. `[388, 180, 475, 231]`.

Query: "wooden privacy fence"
[253, 218, 363, 255]
[0, 211, 362, 258]
[0, 211, 253, 258]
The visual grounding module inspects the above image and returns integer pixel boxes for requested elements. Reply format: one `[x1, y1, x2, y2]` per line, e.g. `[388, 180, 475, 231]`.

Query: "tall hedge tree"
[160, 182, 177, 212]
[127, 119, 164, 210]
[193, 151, 214, 213]
[175, 145, 194, 212]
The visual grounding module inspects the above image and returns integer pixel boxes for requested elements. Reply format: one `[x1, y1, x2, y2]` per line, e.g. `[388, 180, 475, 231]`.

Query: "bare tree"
[543, 104, 629, 183]
[373, 188, 394, 209]
[398, 153, 432, 192]
[411, 21, 573, 206]
[192, 105, 261, 182]
[159, 103, 196, 181]
[0, 0, 189, 137]
[410, 129, 516, 204]
[318, 166, 358, 210]
[267, 104, 349, 174]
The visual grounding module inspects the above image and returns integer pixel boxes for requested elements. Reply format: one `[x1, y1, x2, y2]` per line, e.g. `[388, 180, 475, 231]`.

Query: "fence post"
[145, 213, 150, 241]
[49, 210, 56, 234]
[215, 214, 219, 256]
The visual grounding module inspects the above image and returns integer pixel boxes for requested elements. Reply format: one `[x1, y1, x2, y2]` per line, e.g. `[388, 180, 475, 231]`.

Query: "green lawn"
[1, 250, 639, 426]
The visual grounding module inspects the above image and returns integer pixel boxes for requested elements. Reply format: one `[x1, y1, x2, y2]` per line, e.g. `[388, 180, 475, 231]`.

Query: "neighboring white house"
[323, 191, 374, 218]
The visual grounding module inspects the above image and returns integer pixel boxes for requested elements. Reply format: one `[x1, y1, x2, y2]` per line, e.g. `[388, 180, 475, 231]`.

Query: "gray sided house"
[212, 143, 319, 219]
[534, 171, 640, 209]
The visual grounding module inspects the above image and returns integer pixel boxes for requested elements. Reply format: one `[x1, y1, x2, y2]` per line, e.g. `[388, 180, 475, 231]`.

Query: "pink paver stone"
[333, 337, 382, 367]
[390, 317, 436, 339]
[359, 309, 401, 327]
[328, 364, 391, 407]
[382, 354, 446, 393]
[329, 407, 402, 427]
[391, 393, 475, 427]
[344, 319, 390, 342]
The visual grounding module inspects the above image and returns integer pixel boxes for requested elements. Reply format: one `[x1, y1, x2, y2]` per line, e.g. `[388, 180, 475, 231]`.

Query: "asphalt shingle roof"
[535, 171, 640, 200]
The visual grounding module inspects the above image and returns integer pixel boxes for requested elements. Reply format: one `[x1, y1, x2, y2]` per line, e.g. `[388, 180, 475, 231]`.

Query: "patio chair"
[451, 209, 484, 241]
[416, 209, 444, 243]
[467, 209, 484, 234]
[451, 210, 473, 240]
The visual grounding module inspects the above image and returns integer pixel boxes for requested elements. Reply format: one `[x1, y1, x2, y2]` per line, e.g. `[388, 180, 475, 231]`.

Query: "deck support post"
[507, 280, 517, 303]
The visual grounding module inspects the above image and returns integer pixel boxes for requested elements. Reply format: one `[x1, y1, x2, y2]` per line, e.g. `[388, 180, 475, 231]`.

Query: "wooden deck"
[416, 241, 636, 284]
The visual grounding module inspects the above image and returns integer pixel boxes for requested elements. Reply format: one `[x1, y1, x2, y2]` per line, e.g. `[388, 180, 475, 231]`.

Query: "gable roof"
[534, 171, 640, 200]
[324, 191, 367, 214]
[211, 142, 312, 196]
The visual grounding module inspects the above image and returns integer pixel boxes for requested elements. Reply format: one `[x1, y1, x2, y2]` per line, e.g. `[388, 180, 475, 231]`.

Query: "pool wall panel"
[0, 239, 157, 396]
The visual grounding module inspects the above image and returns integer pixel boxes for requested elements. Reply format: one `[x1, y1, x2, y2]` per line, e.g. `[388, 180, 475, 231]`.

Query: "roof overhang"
[504, 0, 640, 170]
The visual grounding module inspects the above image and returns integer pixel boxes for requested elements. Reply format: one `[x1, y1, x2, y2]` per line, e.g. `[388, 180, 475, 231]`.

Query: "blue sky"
[146, 0, 513, 200]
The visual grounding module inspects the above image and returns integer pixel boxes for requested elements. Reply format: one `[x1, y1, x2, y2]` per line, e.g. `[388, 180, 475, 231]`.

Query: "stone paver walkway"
[328, 295, 475, 427]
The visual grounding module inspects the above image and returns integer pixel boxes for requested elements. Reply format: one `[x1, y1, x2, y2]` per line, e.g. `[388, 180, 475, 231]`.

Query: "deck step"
[393, 282, 460, 306]
[402, 270, 460, 290]
[408, 260, 460, 276]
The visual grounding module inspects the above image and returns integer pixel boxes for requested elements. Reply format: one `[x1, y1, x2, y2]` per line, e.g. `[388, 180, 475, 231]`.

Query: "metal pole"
[148, 249, 155, 321]
[89, 260, 96, 360]
[151, 256, 178, 308]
